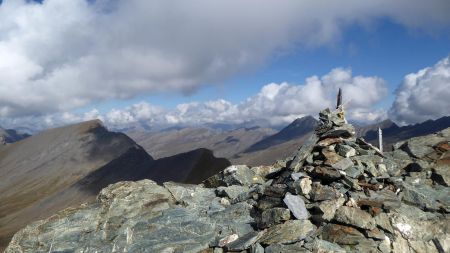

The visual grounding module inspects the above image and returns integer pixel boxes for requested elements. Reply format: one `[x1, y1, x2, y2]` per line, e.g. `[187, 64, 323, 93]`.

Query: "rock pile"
[5, 108, 450, 253]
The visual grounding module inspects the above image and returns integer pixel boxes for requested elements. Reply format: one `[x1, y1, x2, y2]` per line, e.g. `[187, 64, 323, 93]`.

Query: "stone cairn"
[202, 106, 449, 252]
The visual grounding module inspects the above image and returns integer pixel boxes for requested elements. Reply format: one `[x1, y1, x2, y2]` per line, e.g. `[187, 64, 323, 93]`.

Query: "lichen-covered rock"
[258, 220, 316, 245]
[333, 206, 376, 230]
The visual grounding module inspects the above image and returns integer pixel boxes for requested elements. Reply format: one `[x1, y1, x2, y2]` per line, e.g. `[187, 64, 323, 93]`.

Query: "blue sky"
[0, 0, 450, 130]
[91, 18, 450, 114]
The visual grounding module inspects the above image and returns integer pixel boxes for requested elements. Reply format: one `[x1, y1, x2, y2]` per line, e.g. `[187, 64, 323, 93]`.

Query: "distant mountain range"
[359, 116, 450, 150]
[0, 126, 30, 145]
[129, 115, 450, 166]
[1, 114, 450, 250]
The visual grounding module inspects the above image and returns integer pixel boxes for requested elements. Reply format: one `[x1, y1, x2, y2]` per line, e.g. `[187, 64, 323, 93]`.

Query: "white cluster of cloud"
[0, 68, 389, 130]
[1, 0, 450, 118]
[389, 56, 450, 125]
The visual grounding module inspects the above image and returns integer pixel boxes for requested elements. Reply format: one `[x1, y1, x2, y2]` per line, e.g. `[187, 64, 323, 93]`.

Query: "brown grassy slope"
[0, 120, 153, 250]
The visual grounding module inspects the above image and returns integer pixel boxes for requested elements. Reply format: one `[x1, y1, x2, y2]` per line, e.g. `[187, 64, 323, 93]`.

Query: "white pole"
[378, 127, 383, 154]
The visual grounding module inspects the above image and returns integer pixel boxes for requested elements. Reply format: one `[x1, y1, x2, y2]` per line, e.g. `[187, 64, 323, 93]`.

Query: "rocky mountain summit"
[5, 108, 450, 253]
[0, 127, 30, 145]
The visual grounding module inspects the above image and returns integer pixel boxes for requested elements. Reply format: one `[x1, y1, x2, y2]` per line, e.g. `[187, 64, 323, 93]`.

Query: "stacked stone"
[5, 108, 450, 253]
[202, 108, 449, 253]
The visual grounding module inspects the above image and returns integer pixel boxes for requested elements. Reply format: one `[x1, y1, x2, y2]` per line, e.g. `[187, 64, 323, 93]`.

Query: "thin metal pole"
[378, 127, 383, 154]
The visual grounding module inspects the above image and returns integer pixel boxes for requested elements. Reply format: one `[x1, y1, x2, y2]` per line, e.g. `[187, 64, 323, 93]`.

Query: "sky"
[0, 0, 449, 131]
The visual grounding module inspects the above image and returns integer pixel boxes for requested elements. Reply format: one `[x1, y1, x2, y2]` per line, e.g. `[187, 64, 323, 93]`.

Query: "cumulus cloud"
[0, 67, 388, 130]
[0, 0, 449, 117]
[389, 56, 450, 125]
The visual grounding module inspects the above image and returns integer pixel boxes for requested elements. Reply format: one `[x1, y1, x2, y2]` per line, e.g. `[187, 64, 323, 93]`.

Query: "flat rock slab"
[334, 206, 376, 230]
[289, 133, 319, 171]
[304, 239, 346, 253]
[332, 158, 354, 171]
[264, 242, 309, 253]
[258, 220, 316, 245]
[321, 223, 366, 245]
[310, 183, 340, 201]
[283, 193, 309, 220]
[226, 231, 263, 251]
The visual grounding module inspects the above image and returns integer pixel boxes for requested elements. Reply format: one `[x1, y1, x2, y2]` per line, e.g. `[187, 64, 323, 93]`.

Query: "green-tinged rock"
[337, 144, 357, 158]
[345, 166, 364, 178]
[258, 220, 316, 245]
[264, 242, 309, 253]
[289, 133, 319, 171]
[321, 223, 366, 245]
[332, 157, 354, 171]
[310, 183, 340, 201]
[250, 243, 264, 253]
[225, 231, 264, 251]
[340, 238, 382, 253]
[258, 208, 291, 228]
[303, 238, 346, 253]
[314, 197, 346, 222]
[334, 206, 376, 230]
[216, 185, 250, 201]
[375, 213, 394, 234]
[401, 182, 450, 211]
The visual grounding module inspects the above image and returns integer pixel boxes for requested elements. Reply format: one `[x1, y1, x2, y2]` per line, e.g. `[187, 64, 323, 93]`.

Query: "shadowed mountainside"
[244, 116, 318, 153]
[128, 126, 276, 159]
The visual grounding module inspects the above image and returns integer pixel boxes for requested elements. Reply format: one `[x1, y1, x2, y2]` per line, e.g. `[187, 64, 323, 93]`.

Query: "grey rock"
[433, 163, 450, 186]
[303, 238, 346, 253]
[345, 165, 364, 178]
[283, 193, 309, 220]
[251, 165, 283, 179]
[332, 157, 354, 171]
[316, 197, 346, 221]
[322, 148, 343, 166]
[321, 223, 366, 245]
[223, 165, 265, 186]
[340, 238, 382, 253]
[321, 125, 355, 139]
[264, 184, 288, 198]
[216, 185, 250, 201]
[264, 242, 309, 253]
[310, 166, 342, 181]
[365, 227, 386, 240]
[375, 213, 394, 234]
[334, 206, 376, 230]
[351, 189, 401, 211]
[310, 183, 340, 201]
[291, 172, 308, 181]
[401, 182, 450, 211]
[250, 243, 264, 253]
[226, 231, 263, 251]
[257, 196, 283, 211]
[259, 208, 291, 228]
[213, 248, 224, 253]
[337, 144, 357, 158]
[289, 133, 319, 171]
[293, 177, 312, 197]
[258, 220, 315, 245]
